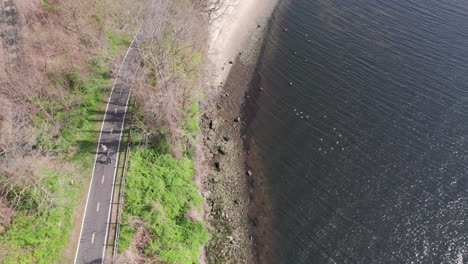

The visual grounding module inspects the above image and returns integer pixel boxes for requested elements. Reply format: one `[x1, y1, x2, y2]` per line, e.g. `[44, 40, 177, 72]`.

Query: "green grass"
[147, 72, 157, 86]
[42, 0, 59, 14]
[184, 100, 200, 134]
[118, 141, 209, 264]
[0, 168, 79, 264]
[107, 31, 131, 55]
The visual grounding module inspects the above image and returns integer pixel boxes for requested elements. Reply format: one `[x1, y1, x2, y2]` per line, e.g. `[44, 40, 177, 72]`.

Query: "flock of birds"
[293, 108, 310, 119]
[282, 27, 346, 156]
[292, 108, 346, 156]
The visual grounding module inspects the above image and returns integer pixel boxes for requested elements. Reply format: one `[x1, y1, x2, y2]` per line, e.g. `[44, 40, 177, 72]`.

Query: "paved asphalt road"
[75, 36, 141, 264]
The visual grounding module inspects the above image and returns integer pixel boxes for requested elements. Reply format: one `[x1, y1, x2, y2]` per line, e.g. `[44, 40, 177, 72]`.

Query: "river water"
[246, 0, 467, 263]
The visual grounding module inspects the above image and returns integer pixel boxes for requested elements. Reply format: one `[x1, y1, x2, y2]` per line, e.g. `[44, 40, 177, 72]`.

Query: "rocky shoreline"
[200, 15, 275, 263]
[201, 56, 257, 263]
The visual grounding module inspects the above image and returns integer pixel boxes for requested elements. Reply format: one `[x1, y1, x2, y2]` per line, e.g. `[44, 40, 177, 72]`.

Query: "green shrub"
[184, 100, 200, 134]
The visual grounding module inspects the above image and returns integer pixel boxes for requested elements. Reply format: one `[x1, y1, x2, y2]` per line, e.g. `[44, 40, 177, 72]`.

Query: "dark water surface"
[246, 0, 467, 263]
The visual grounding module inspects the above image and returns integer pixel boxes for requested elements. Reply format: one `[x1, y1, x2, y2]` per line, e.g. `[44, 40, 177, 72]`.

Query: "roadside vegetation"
[113, 1, 212, 263]
[0, 0, 144, 262]
[117, 140, 208, 263]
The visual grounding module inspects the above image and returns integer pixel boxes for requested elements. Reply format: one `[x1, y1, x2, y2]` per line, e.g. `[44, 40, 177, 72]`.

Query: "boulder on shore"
[214, 162, 221, 171]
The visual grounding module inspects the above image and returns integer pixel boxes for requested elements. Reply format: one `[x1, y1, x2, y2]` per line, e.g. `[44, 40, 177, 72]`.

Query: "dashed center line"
[110, 128, 113, 134]
[101, 175, 105, 184]
[91, 232, 95, 244]
[96, 202, 100, 212]
[114, 108, 118, 114]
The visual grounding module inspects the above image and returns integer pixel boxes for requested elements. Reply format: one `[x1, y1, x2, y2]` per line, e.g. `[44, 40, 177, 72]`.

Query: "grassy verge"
[0, 32, 132, 263]
[118, 108, 209, 263]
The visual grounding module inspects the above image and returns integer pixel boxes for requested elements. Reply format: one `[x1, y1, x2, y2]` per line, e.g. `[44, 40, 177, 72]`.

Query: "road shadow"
[87, 110, 107, 115]
[81, 128, 128, 135]
[85, 259, 102, 264]
[96, 160, 111, 164]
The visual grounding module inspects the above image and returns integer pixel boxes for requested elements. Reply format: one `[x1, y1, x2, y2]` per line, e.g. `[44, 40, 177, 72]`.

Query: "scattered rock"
[258, 87, 264, 91]
[212, 175, 221, 183]
[246, 170, 252, 176]
[218, 146, 227, 155]
[209, 120, 218, 130]
[207, 130, 215, 141]
[223, 136, 230, 141]
[229, 61, 233, 64]
[234, 117, 241, 122]
[214, 162, 221, 171]
[69, 180, 74, 185]
[257, 24, 261, 28]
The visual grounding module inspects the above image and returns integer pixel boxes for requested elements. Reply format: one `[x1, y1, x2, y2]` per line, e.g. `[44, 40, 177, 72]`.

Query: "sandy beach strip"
[208, 0, 279, 87]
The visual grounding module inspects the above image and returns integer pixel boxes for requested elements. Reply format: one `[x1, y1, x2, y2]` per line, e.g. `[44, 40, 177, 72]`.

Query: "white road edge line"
[73, 26, 140, 264]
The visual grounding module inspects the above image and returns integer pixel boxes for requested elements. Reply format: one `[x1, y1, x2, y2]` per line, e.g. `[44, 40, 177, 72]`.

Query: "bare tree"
[190, 0, 236, 24]
[132, 0, 207, 157]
